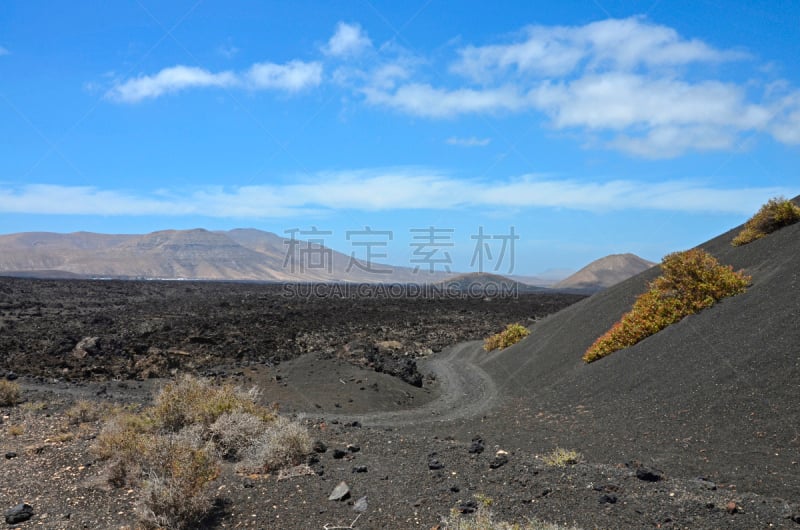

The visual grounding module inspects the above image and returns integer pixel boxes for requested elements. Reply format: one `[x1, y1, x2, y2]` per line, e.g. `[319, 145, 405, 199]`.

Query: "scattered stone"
[468, 437, 485, 454]
[328, 481, 351, 502]
[599, 493, 618, 504]
[312, 440, 327, 453]
[449, 484, 460, 493]
[353, 496, 368, 513]
[71, 337, 99, 359]
[347, 444, 360, 453]
[332, 449, 347, 460]
[346, 421, 362, 428]
[694, 477, 717, 490]
[457, 500, 477, 514]
[5, 372, 17, 381]
[636, 467, 663, 482]
[726, 501, 740, 514]
[5, 452, 17, 459]
[427, 453, 444, 470]
[490, 450, 509, 469]
[352, 465, 368, 473]
[5, 503, 34, 524]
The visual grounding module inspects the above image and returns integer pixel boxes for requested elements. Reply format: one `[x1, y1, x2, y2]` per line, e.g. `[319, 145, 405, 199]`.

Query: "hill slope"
[477, 197, 800, 499]
[553, 252, 655, 292]
[0, 228, 449, 283]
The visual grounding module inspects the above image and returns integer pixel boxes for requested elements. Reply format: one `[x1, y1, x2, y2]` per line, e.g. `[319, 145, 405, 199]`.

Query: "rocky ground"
[1, 277, 798, 529]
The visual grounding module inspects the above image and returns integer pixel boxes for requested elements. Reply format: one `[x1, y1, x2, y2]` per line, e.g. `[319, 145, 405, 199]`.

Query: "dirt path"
[295, 340, 500, 427]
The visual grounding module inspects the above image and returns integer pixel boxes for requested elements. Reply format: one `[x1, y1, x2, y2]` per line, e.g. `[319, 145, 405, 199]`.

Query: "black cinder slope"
[481, 196, 800, 498]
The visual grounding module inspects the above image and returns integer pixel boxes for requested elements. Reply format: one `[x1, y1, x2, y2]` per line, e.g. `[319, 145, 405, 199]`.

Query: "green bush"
[584, 249, 750, 363]
[732, 197, 800, 246]
[484, 323, 531, 351]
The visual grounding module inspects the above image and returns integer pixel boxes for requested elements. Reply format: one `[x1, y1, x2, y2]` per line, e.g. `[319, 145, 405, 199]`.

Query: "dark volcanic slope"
[476, 207, 800, 499]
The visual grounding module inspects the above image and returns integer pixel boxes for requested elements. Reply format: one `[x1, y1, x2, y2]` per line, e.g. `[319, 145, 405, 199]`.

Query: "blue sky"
[1, 1, 798, 275]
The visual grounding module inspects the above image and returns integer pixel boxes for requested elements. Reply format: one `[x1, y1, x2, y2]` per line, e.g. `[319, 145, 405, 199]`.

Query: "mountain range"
[0, 228, 651, 289]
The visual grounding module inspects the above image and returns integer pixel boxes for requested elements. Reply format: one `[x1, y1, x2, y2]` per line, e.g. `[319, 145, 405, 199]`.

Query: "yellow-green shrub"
[542, 447, 581, 467]
[732, 197, 800, 246]
[584, 249, 750, 363]
[152, 374, 274, 431]
[483, 323, 530, 351]
[0, 380, 20, 407]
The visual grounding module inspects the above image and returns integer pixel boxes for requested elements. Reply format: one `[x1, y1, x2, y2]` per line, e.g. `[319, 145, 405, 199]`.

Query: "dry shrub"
[92, 375, 304, 528]
[237, 416, 312, 473]
[584, 249, 750, 363]
[66, 399, 104, 425]
[137, 433, 219, 530]
[483, 323, 531, 352]
[209, 411, 269, 459]
[151, 374, 272, 431]
[0, 380, 20, 407]
[93, 411, 155, 485]
[732, 197, 800, 246]
[542, 447, 581, 468]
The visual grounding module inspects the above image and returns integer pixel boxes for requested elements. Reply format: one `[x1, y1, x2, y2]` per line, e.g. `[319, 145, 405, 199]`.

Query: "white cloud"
[362, 83, 527, 118]
[452, 17, 747, 82]
[446, 136, 491, 147]
[362, 17, 791, 157]
[323, 22, 372, 57]
[1, 174, 788, 218]
[246, 60, 322, 91]
[0, 46, 10, 56]
[531, 74, 769, 131]
[106, 66, 237, 103]
[106, 61, 322, 103]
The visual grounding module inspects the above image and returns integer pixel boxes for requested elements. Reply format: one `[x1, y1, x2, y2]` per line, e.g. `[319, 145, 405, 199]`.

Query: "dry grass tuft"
[0, 380, 21, 407]
[542, 448, 581, 468]
[441, 494, 579, 529]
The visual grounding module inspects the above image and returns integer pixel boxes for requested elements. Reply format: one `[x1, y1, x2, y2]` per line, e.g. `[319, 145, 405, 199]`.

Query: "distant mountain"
[438, 272, 547, 294]
[553, 253, 655, 292]
[0, 228, 450, 283]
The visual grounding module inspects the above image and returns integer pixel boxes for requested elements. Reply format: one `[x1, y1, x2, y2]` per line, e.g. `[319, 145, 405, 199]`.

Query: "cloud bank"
[100, 16, 800, 158]
[0, 173, 788, 218]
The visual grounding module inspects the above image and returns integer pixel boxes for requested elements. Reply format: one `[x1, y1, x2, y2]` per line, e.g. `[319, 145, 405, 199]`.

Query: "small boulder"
[599, 494, 618, 504]
[328, 481, 351, 502]
[468, 437, 485, 454]
[635, 467, 663, 482]
[5, 503, 34, 524]
[353, 496, 368, 513]
[427, 453, 444, 470]
[489, 449, 509, 469]
[457, 500, 477, 514]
